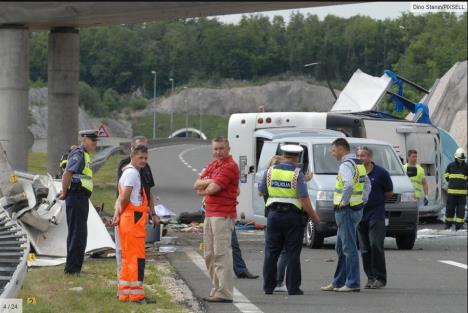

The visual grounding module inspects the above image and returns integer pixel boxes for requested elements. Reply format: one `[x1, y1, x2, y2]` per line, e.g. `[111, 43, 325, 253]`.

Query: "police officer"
[259, 145, 320, 295]
[59, 129, 98, 275]
[444, 148, 468, 230]
[403, 149, 429, 208]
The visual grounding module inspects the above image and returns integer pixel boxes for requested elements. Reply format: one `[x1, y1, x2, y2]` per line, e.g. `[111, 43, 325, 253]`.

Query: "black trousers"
[65, 191, 90, 274]
[357, 219, 387, 285]
[263, 209, 305, 293]
[446, 194, 467, 226]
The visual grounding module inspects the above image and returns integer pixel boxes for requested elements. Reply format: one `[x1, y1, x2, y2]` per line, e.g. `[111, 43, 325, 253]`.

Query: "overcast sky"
[209, 2, 448, 24]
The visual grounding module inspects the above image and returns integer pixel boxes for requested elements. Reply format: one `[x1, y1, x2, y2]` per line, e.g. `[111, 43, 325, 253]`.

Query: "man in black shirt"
[117, 136, 159, 222]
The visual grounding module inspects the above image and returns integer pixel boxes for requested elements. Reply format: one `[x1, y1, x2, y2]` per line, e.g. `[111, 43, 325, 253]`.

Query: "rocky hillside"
[138, 80, 339, 117]
[29, 88, 132, 139]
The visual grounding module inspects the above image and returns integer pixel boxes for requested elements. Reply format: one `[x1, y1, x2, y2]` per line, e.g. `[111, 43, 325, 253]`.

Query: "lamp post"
[198, 92, 202, 134]
[304, 61, 337, 101]
[169, 78, 174, 135]
[151, 70, 157, 139]
[183, 86, 188, 138]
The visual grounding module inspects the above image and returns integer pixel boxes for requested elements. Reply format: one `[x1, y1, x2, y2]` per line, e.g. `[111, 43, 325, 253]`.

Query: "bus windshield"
[312, 143, 405, 175]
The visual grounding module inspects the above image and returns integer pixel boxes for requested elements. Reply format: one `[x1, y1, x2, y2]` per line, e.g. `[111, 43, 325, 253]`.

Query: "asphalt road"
[149, 143, 467, 313]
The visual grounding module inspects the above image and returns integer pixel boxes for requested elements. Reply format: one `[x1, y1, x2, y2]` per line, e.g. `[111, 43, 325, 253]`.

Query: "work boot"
[444, 222, 453, 230]
[455, 223, 465, 231]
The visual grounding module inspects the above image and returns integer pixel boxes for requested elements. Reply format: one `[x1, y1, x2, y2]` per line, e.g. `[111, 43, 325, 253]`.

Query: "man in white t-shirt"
[113, 145, 157, 304]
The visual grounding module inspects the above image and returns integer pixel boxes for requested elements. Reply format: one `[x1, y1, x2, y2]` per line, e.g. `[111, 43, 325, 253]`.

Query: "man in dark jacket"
[444, 148, 468, 231]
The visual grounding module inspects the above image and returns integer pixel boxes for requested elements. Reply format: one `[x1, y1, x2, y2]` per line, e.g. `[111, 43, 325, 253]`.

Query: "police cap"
[79, 129, 99, 139]
[280, 144, 303, 156]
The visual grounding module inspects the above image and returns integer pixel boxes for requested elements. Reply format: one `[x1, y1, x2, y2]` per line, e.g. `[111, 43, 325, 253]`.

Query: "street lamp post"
[169, 78, 174, 135]
[183, 87, 188, 138]
[198, 93, 202, 134]
[151, 70, 157, 139]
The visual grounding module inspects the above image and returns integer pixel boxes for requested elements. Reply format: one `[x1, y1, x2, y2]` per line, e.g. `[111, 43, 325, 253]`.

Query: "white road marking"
[185, 249, 264, 313]
[438, 260, 467, 269]
[178, 146, 209, 173]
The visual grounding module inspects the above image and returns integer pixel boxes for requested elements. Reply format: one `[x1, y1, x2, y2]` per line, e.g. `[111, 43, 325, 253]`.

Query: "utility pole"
[169, 78, 174, 135]
[151, 70, 157, 139]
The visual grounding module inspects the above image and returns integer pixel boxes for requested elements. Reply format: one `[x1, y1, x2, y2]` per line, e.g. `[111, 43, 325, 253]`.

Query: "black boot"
[444, 222, 453, 230]
[455, 223, 465, 231]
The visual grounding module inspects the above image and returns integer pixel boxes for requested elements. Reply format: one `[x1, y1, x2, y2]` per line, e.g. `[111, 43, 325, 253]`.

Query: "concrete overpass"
[0, 1, 355, 176]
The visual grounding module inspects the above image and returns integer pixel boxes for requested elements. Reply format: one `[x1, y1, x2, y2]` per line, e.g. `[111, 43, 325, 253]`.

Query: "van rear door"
[403, 130, 442, 211]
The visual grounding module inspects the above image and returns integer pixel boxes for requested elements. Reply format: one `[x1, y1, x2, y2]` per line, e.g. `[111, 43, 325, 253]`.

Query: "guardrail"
[0, 206, 30, 299]
[119, 137, 210, 153]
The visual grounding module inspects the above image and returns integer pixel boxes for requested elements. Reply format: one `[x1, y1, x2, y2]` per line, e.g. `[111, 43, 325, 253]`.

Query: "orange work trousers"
[117, 190, 148, 302]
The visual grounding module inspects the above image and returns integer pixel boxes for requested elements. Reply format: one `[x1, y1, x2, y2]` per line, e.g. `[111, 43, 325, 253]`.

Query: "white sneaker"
[274, 284, 288, 292]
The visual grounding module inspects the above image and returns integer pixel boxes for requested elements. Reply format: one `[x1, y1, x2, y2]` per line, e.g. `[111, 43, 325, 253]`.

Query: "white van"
[253, 133, 419, 250]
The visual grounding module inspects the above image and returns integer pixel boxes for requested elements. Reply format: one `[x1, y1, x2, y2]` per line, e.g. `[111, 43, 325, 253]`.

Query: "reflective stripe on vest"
[71, 151, 93, 192]
[265, 167, 303, 210]
[403, 164, 424, 198]
[333, 158, 366, 207]
[447, 188, 467, 195]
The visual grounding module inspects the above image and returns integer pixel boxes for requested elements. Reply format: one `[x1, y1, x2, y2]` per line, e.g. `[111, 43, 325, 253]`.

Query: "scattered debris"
[68, 287, 83, 292]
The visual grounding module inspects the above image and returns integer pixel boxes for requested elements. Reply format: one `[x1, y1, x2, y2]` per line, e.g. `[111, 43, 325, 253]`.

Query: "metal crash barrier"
[0, 205, 29, 299]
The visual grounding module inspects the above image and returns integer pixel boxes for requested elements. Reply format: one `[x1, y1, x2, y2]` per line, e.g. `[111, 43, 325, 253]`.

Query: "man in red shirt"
[194, 137, 240, 303]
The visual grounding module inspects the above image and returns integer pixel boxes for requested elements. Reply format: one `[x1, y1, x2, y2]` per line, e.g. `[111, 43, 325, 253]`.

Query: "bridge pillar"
[47, 27, 80, 177]
[0, 25, 29, 171]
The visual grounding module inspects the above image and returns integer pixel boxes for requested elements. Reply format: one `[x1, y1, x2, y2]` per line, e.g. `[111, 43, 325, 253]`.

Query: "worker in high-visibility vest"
[321, 138, 371, 293]
[112, 144, 157, 304]
[59, 130, 97, 276]
[403, 149, 429, 208]
[444, 148, 468, 231]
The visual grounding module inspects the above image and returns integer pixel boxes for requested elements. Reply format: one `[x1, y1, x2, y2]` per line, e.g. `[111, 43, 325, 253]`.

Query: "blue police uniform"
[258, 145, 309, 295]
[64, 130, 96, 275]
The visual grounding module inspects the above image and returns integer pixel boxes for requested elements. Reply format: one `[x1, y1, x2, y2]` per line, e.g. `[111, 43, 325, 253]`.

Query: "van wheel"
[304, 220, 324, 249]
[395, 230, 417, 250]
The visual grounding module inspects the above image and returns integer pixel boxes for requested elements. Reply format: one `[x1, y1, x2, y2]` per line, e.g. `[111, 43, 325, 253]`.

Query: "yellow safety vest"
[266, 167, 303, 210]
[403, 163, 424, 198]
[333, 158, 366, 207]
[71, 150, 93, 193]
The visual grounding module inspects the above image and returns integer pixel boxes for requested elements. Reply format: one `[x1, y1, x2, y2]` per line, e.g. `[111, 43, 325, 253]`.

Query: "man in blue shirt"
[357, 146, 393, 289]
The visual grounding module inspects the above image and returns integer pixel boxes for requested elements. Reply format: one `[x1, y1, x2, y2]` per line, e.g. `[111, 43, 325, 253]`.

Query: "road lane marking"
[185, 249, 264, 313]
[178, 146, 209, 174]
[438, 260, 467, 269]
[192, 169, 198, 172]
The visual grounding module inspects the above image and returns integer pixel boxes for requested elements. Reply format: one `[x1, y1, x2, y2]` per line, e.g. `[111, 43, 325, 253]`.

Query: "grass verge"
[19, 259, 189, 313]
